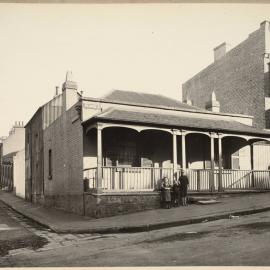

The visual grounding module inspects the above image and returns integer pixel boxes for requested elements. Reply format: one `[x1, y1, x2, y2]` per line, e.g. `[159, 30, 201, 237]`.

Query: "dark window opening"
[48, 149, 52, 179]
[104, 144, 139, 167]
[268, 62, 270, 96]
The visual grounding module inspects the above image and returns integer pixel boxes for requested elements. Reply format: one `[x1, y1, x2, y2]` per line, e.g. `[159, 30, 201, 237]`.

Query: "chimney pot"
[66, 70, 73, 82]
[206, 91, 220, 112]
[62, 70, 77, 92]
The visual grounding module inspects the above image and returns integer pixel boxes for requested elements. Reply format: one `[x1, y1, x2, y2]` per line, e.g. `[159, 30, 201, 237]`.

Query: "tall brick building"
[182, 20, 270, 129]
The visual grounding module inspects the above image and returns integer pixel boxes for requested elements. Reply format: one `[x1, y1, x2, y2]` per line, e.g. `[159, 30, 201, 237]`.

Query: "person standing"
[161, 177, 172, 209]
[172, 176, 180, 207]
[179, 169, 189, 206]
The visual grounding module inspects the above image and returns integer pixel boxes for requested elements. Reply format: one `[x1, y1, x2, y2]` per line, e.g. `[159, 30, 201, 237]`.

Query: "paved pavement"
[2, 210, 270, 266]
[1, 190, 270, 234]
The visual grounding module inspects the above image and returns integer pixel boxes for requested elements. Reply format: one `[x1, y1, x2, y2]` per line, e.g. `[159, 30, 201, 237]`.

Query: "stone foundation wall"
[31, 194, 45, 205]
[84, 192, 161, 218]
[44, 194, 84, 215]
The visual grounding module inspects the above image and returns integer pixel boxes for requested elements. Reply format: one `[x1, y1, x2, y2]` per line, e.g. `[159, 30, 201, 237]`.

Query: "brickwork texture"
[43, 99, 84, 215]
[182, 25, 267, 129]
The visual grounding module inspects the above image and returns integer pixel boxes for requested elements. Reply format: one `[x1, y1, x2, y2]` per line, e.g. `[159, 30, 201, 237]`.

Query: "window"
[48, 149, 52, 179]
[104, 145, 139, 167]
[117, 145, 138, 166]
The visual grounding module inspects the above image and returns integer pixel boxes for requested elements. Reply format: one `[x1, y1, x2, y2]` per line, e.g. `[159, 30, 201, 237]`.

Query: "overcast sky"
[0, 3, 270, 136]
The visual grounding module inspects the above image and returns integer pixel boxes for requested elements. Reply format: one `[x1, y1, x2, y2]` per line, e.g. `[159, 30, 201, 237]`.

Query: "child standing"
[161, 177, 172, 209]
[172, 177, 180, 207]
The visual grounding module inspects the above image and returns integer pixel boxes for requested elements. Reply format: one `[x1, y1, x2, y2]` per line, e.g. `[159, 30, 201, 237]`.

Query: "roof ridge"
[105, 89, 158, 96]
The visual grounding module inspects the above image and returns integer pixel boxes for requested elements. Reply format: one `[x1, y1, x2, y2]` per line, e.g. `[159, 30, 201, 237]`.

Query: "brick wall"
[182, 26, 266, 128]
[43, 102, 84, 215]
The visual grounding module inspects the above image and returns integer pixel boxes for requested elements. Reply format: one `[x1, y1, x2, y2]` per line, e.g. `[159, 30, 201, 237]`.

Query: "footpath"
[1, 190, 270, 234]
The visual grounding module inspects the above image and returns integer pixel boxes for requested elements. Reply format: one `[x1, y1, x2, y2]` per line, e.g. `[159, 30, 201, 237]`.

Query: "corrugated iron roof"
[87, 108, 270, 137]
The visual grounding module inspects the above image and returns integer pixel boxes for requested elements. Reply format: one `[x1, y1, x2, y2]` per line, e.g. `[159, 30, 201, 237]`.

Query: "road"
[1, 201, 270, 266]
[0, 201, 47, 257]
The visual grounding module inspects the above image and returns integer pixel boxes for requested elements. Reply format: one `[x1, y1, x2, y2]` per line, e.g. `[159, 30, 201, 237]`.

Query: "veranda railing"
[83, 167, 270, 192]
[221, 169, 270, 190]
[83, 166, 174, 191]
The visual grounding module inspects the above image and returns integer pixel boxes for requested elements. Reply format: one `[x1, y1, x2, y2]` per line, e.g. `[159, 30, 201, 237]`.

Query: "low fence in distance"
[0, 163, 13, 191]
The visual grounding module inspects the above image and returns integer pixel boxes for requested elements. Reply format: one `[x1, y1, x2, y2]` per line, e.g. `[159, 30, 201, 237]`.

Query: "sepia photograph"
[1, 1, 270, 267]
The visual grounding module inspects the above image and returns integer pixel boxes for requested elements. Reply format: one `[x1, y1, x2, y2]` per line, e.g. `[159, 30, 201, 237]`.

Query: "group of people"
[160, 169, 189, 209]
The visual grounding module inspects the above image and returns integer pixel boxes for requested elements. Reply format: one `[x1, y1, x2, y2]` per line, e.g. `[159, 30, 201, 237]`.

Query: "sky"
[0, 3, 270, 136]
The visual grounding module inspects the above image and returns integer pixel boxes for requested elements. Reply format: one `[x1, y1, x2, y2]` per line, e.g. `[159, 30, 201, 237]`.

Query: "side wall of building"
[1, 124, 25, 194]
[43, 102, 84, 215]
[25, 109, 44, 203]
[13, 149, 25, 198]
[182, 25, 266, 128]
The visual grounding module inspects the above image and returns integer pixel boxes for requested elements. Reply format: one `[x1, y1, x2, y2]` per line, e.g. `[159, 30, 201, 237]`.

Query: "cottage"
[0, 122, 25, 198]
[24, 72, 270, 218]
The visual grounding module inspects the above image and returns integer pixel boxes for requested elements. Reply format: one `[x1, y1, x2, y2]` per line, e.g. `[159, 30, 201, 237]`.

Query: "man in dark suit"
[179, 169, 189, 206]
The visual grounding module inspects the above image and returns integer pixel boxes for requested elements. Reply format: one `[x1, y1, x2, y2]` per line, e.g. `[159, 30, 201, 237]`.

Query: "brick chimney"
[214, 42, 227, 62]
[62, 71, 79, 111]
[206, 91, 220, 112]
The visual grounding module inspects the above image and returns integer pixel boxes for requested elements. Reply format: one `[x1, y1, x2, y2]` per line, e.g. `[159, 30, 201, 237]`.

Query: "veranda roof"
[83, 108, 270, 138]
